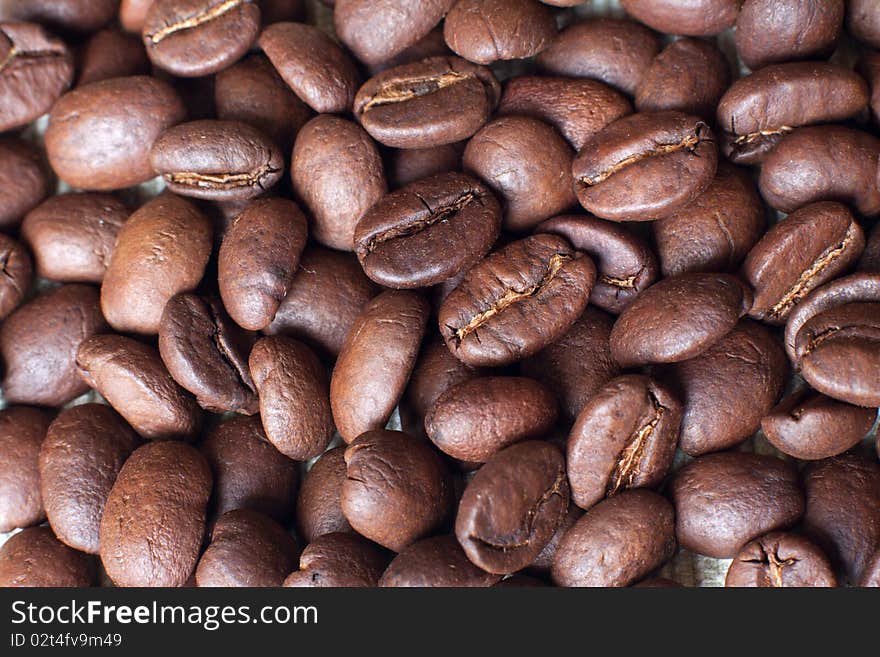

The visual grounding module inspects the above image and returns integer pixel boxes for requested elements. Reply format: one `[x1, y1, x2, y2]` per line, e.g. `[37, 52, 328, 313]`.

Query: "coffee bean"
[0, 137, 49, 228]
[725, 532, 837, 588]
[551, 489, 676, 587]
[354, 56, 500, 149]
[342, 429, 452, 552]
[848, 0, 880, 47]
[861, 222, 880, 273]
[861, 51, 880, 125]
[0, 526, 96, 588]
[0, 234, 32, 321]
[620, 0, 741, 36]
[354, 172, 501, 288]
[2, 0, 118, 33]
[380, 535, 500, 587]
[456, 440, 569, 574]
[439, 234, 595, 366]
[46, 76, 186, 190]
[573, 112, 717, 222]
[671, 451, 804, 558]
[285, 532, 388, 588]
[0, 407, 51, 533]
[527, 505, 581, 577]
[77, 29, 151, 86]
[368, 27, 452, 75]
[143, 0, 261, 77]
[296, 446, 352, 544]
[121, 0, 154, 32]
[100, 441, 212, 587]
[567, 374, 682, 510]
[387, 143, 462, 189]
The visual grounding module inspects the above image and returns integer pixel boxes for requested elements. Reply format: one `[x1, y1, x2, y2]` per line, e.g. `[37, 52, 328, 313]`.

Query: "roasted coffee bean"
[0, 234, 32, 321]
[296, 446, 352, 543]
[218, 197, 307, 330]
[671, 451, 804, 558]
[520, 307, 620, 423]
[0, 21, 73, 132]
[39, 405, 140, 555]
[572, 112, 717, 222]
[735, 0, 843, 70]
[249, 336, 334, 460]
[21, 193, 128, 284]
[368, 27, 451, 75]
[610, 273, 752, 367]
[861, 222, 880, 273]
[848, 0, 880, 48]
[77, 29, 151, 86]
[342, 429, 452, 552]
[664, 320, 787, 456]
[380, 535, 500, 587]
[46, 76, 186, 191]
[456, 440, 569, 574]
[1, 0, 118, 33]
[464, 116, 576, 232]
[143, 0, 261, 77]
[527, 505, 581, 577]
[803, 452, 880, 583]
[0, 407, 51, 533]
[635, 38, 731, 119]
[291, 115, 386, 251]
[285, 532, 388, 588]
[718, 63, 868, 165]
[331, 291, 429, 442]
[425, 376, 557, 462]
[653, 163, 765, 277]
[538, 214, 659, 313]
[762, 388, 877, 461]
[0, 138, 49, 228]
[195, 509, 299, 587]
[387, 143, 462, 189]
[259, 21, 360, 114]
[354, 172, 501, 288]
[620, 0, 741, 36]
[354, 56, 500, 149]
[158, 294, 258, 414]
[567, 375, 682, 511]
[552, 489, 675, 587]
[76, 334, 201, 440]
[439, 234, 595, 367]
[861, 51, 880, 125]
[0, 526, 96, 588]
[443, 0, 556, 65]
[537, 18, 661, 97]
[121, 0, 155, 33]
[498, 77, 632, 151]
[1, 284, 108, 407]
[725, 532, 837, 588]
[100, 441, 211, 587]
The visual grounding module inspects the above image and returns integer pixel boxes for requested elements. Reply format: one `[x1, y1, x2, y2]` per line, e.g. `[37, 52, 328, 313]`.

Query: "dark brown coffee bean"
[498, 77, 632, 151]
[537, 18, 661, 97]
[0, 138, 49, 228]
[849, 0, 880, 47]
[285, 532, 388, 587]
[861, 222, 880, 273]
[456, 440, 569, 574]
[296, 446, 352, 543]
[342, 429, 452, 552]
[380, 535, 500, 587]
[744, 202, 864, 325]
[0, 526, 96, 588]
[76, 334, 202, 440]
[803, 452, 880, 583]
[762, 388, 876, 461]
[0, 234, 32, 321]
[101, 193, 213, 335]
[121, 0, 155, 32]
[387, 143, 462, 189]
[264, 245, 379, 358]
[354, 56, 500, 149]
[439, 234, 596, 367]
[0, 21, 73, 132]
[1, 284, 108, 407]
[331, 291, 429, 442]
[158, 294, 258, 414]
[77, 29, 150, 86]
[552, 489, 675, 587]
[725, 532, 837, 588]
[610, 273, 752, 367]
[520, 307, 620, 423]
[367, 27, 451, 75]
[354, 172, 501, 288]
[100, 441, 212, 587]
[38, 404, 140, 555]
[143, 0, 261, 77]
[45, 76, 186, 191]
[653, 163, 765, 277]
[567, 374, 682, 511]
[195, 509, 299, 587]
[426, 376, 557, 462]
[0, 407, 51, 532]
[291, 115, 386, 251]
[1, 0, 118, 33]
[21, 193, 128, 284]
[537, 214, 659, 313]
[573, 111, 717, 222]
[860, 51, 880, 126]
[620, 0, 740, 36]
[527, 504, 581, 577]
[671, 451, 804, 558]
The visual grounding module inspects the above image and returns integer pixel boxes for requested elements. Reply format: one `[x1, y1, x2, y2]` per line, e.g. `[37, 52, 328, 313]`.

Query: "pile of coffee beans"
[1, 0, 880, 589]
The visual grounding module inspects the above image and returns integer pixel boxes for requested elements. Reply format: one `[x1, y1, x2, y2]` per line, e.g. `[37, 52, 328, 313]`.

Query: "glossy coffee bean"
[849, 0, 880, 47]
[567, 375, 682, 511]
[725, 532, 837, 588]
[0, 138, 49, 228]
[0, 234, 32, 321]
[387, 143, 462, 188]
[620, 0, 740, 36]
[380, 535, 500, 587]
[0, 407, 51, 533]
[1, 0, 118, 33]
[671, 452, 804, 558]
[296, 447, 352, 543]
[121, 0, 155, 32]
[285, 532, 388, 587]
[77, 29, 151, 86]
[0, 527, 96, 588]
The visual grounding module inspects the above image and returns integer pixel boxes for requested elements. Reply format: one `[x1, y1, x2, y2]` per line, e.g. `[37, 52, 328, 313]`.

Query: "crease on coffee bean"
[742, 542, 798, 587]
[166, 161, 279, 190]
[802, 323, 880, 356]
[0, 248, 22, 296]
[605, 391, 665, 496]
[359, 71, 474, 113]
[0, 44, 67, 74]
[205, 301, 254, 396]
[147, 0, 245, 44]
[599, 270, 640, 291]
[730, 123, 793, 147]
